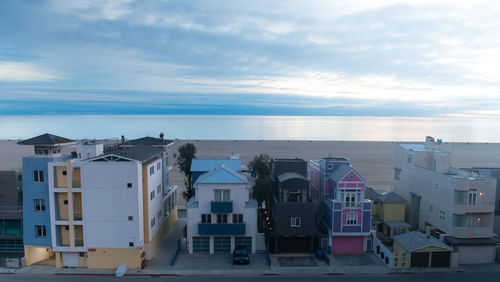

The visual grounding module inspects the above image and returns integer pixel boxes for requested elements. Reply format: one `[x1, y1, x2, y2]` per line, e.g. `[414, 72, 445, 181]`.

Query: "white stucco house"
[187, 165, 258, 254]
[393, 136, 498, 265]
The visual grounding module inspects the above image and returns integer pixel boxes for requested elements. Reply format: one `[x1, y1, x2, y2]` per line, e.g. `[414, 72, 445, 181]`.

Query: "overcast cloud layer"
[1, 0, 500, 116]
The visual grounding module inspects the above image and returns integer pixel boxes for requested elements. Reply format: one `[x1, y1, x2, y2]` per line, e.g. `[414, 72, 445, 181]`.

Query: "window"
[35, 225, 47, 238]
[466, 217, 477, 228]
[157, 185, 161, 194]
[201, 214, 211, 223]
[63, 200, 68, 205]
[64, 226, 69, 231]
[127, 183, 132, 188]
[342, 191, 358, 207]
[393, 228, 406, 236]
[394, 168, 401, 180]
[128, 216, 133, 221]
[429, 204, 434, 213]
[62, 170, 67, 176]
[373, 200, 378, 205]
[214, 190, 230, 202]
[290, 217, 301, 227]
[44, 149, 48, 154]
[468, 190, 477, 205]
[439, 210, 446, 221]
[33, 170, 44, 183]
[217, 214, 228, 224]
[129, 242, 134, 247]
[327, 164, 333, 169]
[407, 154, 413, 164]
[233, 214, 243, 223]
[34, 199, 46, 212]
[150, 166, 154, 175]
[157, 162, 161, 170]
[346, 213, 358, 225]
[150, 217, 156, 228]
[150, 190, 155, 201]
[433, 159, 437, 171]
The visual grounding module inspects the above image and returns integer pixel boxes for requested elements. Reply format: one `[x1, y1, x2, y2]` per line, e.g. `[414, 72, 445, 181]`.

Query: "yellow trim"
[66, 160, 75, 251]
[147, 207, 178, 259]
[55, 252, 63, 268]
[87, 247, 144, 269]
[55, 166, 67, 188]
[142, 163, 150, 243]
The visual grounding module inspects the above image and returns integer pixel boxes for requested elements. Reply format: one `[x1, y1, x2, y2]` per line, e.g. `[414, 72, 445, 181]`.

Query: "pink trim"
[346, 183, 357, 188]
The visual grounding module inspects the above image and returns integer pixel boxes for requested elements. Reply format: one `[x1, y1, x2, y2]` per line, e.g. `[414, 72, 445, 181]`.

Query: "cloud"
[0, 61, 63, 82]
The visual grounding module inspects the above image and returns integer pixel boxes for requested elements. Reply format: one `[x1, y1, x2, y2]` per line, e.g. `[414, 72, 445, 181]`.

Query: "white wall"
[393, 145, 495, 239]
[187, 180, 257, 254]
[82, 161, 144, 249]
[146, 158, 164, 241]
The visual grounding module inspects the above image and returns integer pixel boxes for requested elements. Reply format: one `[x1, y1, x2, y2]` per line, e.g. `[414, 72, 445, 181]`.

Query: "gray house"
[0, 171, 23, 264]
[268, 159, 320, 253]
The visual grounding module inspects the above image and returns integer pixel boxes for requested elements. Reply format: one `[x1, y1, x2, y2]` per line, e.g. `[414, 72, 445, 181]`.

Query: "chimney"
[121, 135, 125, 144]
[425, 136, 435, 150]
[159, 132, 164, 141]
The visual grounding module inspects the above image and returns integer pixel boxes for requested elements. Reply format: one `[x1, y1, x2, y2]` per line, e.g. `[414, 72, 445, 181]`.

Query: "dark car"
[233, 246, 250, 264]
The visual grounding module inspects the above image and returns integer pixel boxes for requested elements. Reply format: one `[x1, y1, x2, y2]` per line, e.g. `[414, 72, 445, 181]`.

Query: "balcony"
[198, 223, 245, 235]
[72, 179, 81, 188]
[211, 201, 233, 213]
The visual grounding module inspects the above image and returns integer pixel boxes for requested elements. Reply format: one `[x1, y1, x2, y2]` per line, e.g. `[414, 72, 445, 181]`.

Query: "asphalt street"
[1, 271, 499, 282]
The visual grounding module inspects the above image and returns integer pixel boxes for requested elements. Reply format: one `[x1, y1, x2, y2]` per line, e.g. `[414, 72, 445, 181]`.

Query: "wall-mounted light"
[479, 192, 483, 196]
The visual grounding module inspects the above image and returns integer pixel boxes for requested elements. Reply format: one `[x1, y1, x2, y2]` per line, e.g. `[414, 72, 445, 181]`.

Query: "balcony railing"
[73, 211, 83, 220]
[75, 237, 84, 247]
[211, 201, 233, 213]
[198, 223, 245, 235]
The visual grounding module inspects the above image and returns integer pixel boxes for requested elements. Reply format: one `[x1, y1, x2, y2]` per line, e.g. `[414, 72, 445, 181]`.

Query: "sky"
[1, 0, 500, 117]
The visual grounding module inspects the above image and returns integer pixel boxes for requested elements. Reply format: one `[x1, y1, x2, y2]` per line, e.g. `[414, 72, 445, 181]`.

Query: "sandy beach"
[3, 139, 500, 205]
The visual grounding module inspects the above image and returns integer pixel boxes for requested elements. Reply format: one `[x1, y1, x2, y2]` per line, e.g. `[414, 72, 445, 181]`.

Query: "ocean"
[1, 115, 500, 142]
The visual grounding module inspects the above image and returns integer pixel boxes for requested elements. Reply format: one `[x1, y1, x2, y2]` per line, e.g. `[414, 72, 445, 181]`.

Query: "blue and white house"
[186, 165, 257, 254]
[18, 133, 75, 265]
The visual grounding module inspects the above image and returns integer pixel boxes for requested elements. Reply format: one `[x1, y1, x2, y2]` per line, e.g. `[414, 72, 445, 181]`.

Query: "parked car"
[233, 246, 250, 264]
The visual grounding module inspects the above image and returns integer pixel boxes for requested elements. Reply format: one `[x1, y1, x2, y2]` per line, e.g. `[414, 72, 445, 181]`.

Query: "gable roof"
[125, 136, 172, 146]
[104, 145, 162, 163]
[394, 231, 453, 252]
[18, 133, 73, 145]
[329, 164, 364, 182]
[364, 187, 406, 203]
[195, 165, 247, 184]
[190, 158, 241, 172]
[379, 191, 407, 203]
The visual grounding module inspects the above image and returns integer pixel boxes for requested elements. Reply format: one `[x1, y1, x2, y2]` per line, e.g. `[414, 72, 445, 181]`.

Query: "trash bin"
[315, 250, 324, 260]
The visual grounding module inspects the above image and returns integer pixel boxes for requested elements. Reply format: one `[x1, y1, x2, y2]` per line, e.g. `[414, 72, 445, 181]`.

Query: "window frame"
[290, 217, 301, 227]
[35, 225, 47, 238]
[34, 199, 46, 212]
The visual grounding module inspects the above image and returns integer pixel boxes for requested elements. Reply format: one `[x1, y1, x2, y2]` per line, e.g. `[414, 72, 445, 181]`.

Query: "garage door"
[332, 236, 363, 253]
[431, 252, 450, 267]
[411, 252, 429, 267]
[235, 237, 252, 252]
[457, 245, 495, 264]
[277, 237, 312, 253]
[214, 237, 231, 253]
[192, 237, 209, 253]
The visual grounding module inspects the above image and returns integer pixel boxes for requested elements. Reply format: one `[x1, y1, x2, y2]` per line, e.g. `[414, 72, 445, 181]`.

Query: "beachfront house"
[365, 188, 410, 242]
[18, 133, 75, 266]
[45, 142, 177, 269]
[186, 165, 257, 254]
[0, 171, 24, 259]
[268, 159, 320, 253]
[393, 136, 498, 265]
[309, 158, 372, 254]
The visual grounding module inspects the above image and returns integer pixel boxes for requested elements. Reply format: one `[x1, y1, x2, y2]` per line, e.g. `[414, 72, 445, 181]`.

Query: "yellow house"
[365, 188, 410, 241]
